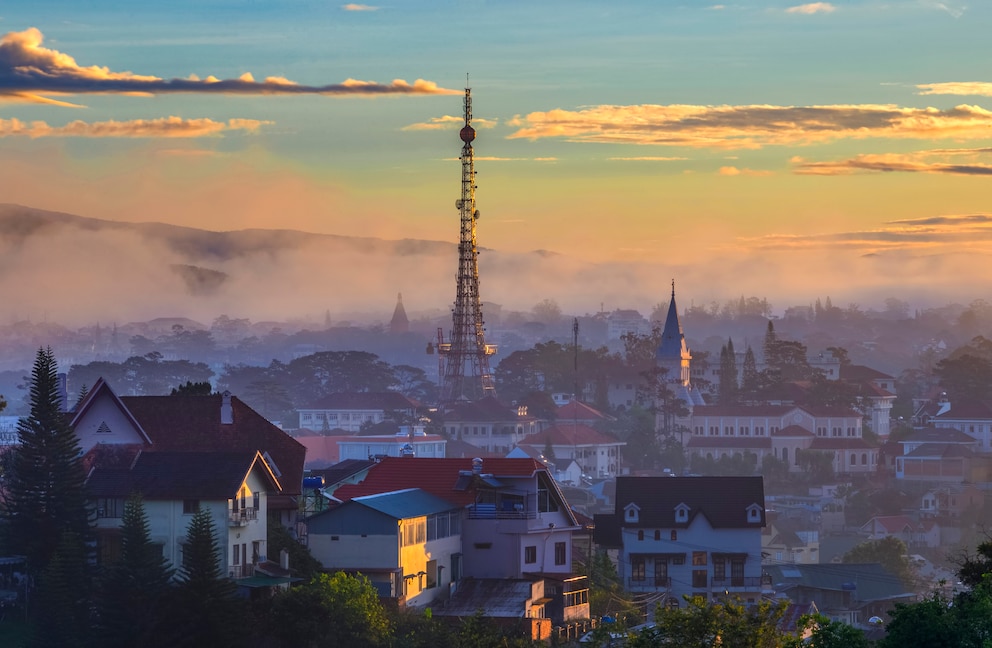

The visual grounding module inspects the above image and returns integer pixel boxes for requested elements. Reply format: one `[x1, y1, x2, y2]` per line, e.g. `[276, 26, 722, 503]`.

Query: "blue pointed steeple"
[656, 280, 688, 362]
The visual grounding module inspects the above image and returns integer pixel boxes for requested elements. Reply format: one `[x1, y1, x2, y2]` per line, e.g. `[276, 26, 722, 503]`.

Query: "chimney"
[413, 425, 427, 437]
[221, 391, 234, 425]
[472, 457, 483, 474]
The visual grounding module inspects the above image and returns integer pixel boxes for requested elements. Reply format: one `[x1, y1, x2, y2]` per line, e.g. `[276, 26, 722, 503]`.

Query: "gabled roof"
[594, 476, 765, 546]
[517, 423, 624, 448]
[71, 377, 152, 444]
[307, 391, 418, 411]
[556, 400, 611, 422]
[309, 459, 377, 488]
[117, 393, 306, 497]
[862, 515, 915, 534]
[904, 443, 975, 459]
[87, 450, 280, 500]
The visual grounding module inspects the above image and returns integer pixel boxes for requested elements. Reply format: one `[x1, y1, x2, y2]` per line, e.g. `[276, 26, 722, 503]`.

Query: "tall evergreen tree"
[31, 531, 93, 648]
[741, 346, 760, 402]
[5, 347, 90, 575]
[96, 493, 175, 648]
[170, 507, 245, 647]
[718, 338, 739, 405]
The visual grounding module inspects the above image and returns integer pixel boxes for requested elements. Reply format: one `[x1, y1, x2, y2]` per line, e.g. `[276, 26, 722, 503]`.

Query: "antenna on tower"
[434, 83, 497, 407]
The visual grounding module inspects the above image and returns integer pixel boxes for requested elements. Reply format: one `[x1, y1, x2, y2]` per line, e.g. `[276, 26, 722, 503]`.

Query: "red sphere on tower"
[459, 125, 476, 143]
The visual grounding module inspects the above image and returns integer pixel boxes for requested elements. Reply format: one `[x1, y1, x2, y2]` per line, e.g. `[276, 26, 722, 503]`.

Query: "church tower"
[655, 281, 692, 387]
[389, 293, 409, 335]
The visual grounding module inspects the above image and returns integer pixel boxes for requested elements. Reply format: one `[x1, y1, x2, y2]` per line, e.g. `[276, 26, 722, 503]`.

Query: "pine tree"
[741, 346, 760, 402]
[5, 347, 90, 575]
[31, 531, 94, 648]
[171, 508, 245, 647]
[96, 494, 175, 648]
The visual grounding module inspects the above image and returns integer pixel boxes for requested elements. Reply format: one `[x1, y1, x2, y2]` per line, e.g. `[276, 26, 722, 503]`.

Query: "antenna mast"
[436, 83, 497, 406]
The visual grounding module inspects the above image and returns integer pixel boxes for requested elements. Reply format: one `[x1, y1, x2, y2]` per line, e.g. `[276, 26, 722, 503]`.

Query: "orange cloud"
[785, 3, 836, 14]
[792, 152, 992, 176]
[402, 115, 498, 131]
[917, 82, 992, 97]
[508, 103, 992, 149]
[342, 3, 379, 10]
[719, 166, 773, 176]
[0, 116, 270, 138]
[0, 28, 458, 103]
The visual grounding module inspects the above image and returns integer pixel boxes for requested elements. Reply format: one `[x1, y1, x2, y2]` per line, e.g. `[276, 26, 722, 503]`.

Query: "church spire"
[655, 281, 691, 386]
[390, 292, 409, 335]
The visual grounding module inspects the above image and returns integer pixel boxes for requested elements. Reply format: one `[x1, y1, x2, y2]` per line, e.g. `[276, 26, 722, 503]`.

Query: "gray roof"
[764, 563, 913, 602]
[352, 488, 459, 519]
[433, 578, 535, 617]
[903, 427, 975, 444]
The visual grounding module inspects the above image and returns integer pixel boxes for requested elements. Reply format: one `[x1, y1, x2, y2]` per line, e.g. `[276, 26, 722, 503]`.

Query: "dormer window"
[746, 503, 763, 522]
[624, 503, 641, 524]
[674, 503, 690, 524]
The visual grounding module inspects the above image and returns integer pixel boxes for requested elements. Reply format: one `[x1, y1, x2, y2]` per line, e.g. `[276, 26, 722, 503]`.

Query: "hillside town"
[3, 287, 992, 646]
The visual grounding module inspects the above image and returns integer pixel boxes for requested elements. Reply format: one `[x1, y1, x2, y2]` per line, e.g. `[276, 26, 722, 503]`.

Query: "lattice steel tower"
[436, 85, 497, 405]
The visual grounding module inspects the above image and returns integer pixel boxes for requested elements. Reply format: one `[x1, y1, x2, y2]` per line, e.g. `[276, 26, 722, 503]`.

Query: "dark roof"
[840, 365, 894, 382]
[351, 488, 459, 519]
[517, 423, 623, 447]
[118, 393, 306, 497]
[87, 450, 277, 500]
[309, 392, 418, 411]
[904, 443, 975, 458]
[309, 459, 377, 488]
[936, 400, 992, 420]
[903, 427, 975, 444]
[594, 476, 765, 546]
[764, 563, 913, 602]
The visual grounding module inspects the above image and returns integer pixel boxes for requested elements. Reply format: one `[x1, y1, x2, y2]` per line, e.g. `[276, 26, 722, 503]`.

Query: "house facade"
[442, 398, 542, 454]
[306, 488, 463, 607]
[297, 391, 419, 433]
[594, 476, 768, 606]
[515, 423, 625, 479]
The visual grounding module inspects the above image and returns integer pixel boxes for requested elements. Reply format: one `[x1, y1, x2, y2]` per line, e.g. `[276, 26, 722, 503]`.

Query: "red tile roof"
[518, 423, 623, 447]
[840, 365, 895, 382]
[556, 401, 610, 422]
[333, 456, 548, 507]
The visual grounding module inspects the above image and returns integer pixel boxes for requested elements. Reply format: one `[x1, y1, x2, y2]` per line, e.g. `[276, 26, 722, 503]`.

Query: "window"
[253, 492, 260, 510]
[670, 530, 678, 541]
[183, 499, 200, 515]
[692, 570, 708, 588]
[713, 558, 726, 581]
[631, 556, 646, 581]
[654, 530, 661, 541]
[525, 546, 537, 564]
[426, 560, 438, 589]
[692, 551, 707, 566]
[637, 530, 644, 541]
[731, 559, 745, 586]
[654, 558, 668, 586]
[555, 542, 567, 566]
[233, 544, 241, 565]
[672, 554, 685, 565]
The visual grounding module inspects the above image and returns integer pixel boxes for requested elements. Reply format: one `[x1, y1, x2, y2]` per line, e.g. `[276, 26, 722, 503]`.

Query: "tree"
[170, 380, 213, 396]
[785, 614, 870, 648]
[266, 518, 323, 581]
[96, 494, 175, 648]
[31, 531, 94, 648]
[267, 572, 393, 648]
[170, 508, 245, 647]
[531, 298, 562, 326]
[740, 346, 761, 403]
[842, 536, 915, 588]
[718, 338, 739, 405]
[4, 347, 91, 575]
[653, 594, 788, 648]
[796, 448, 835, 484]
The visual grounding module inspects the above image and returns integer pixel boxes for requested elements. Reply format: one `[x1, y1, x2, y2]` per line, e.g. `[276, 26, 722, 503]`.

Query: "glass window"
[631, 556, 646, 581]
[555, 542, 567, 565]
[692, 570, 707, 588]
[525, 546, 537, 564]
[692, 551, 707, 566]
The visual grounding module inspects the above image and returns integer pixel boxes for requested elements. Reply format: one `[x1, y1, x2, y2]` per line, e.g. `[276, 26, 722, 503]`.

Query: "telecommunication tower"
[435, 85, 497, 405]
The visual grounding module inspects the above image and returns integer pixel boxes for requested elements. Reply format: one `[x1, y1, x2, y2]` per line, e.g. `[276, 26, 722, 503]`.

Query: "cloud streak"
[792, 152, 992, 176]
[508, 103, 992, 149]
[0, 28, 458, 104]
[917, 82, 992, 97]
[785, 3, 836, 15]
[401, 115, 498, 131]
[0, 115, 269, 138]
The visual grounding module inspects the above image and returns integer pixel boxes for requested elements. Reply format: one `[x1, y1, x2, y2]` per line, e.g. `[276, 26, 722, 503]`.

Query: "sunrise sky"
[3, 0, 992, 320]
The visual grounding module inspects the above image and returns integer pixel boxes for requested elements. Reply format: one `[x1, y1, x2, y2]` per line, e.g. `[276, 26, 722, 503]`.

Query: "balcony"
[229, 507, 258, 527]
[627, 576, 671, 590]
[710, 576, 768, 590]
[228, 563, 255, 579]
[467, 503, 537, 520]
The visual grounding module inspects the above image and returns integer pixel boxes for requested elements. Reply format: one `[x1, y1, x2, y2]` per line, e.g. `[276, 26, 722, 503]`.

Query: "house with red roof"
[860, 515, 941, 549]
[441, 397, 542, 454]
[72, 378, 306, 587]
[311, 456, 589, 623]
[515, 422, 625, 479]
[687, 404, 877, 475]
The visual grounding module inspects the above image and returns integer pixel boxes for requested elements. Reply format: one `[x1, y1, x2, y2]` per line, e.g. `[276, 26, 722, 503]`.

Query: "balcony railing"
[467, 504, 537, 520]
[229, 563, 255, 579]
[710, 576, 767, 589]
[229, 507, 258, 526]
[628, 576, 671, 589]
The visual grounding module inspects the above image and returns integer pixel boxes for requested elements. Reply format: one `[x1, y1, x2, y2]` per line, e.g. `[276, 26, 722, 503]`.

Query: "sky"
[2, 0, 992, 324]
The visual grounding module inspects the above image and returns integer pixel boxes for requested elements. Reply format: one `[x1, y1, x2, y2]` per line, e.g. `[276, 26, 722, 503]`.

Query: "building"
[515, 423, 625, 479]
[72, 378, 306, 529]
[442, 397, 541, 454]
[306, 488, 463, 606]
[594, 476, 768, 606]
[337, 425, 447, 461]
[317, 456, 589, 623]
[654, 285, 706, 432]
[297, 391, 419, 433]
